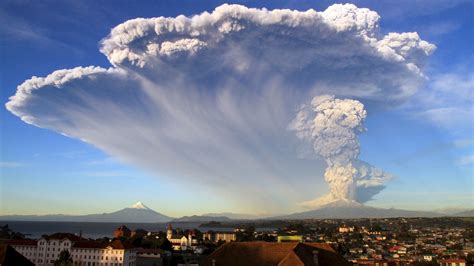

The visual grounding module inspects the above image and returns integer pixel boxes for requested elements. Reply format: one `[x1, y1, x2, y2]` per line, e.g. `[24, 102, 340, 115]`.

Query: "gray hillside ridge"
[0, 201, 173, 223]
[271, 200, 444, 220]
[0, 200, 472, 222]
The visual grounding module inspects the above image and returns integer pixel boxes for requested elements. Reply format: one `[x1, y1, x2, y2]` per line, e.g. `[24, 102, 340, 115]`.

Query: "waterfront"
[0, 221, 236, 239]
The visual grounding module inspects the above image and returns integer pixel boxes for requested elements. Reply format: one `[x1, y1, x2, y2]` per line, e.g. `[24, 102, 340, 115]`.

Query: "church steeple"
[166, 224, 172, 240]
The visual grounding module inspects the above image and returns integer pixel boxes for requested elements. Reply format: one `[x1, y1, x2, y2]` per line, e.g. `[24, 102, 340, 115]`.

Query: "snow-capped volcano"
[129, 201, 150, 210]
[0, 202, 173, 223]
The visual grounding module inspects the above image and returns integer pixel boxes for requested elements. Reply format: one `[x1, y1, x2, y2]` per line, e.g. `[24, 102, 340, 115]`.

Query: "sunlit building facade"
[7, 233, 137, 266]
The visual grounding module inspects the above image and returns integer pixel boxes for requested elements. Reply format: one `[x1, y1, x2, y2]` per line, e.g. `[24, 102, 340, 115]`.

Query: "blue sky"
[0, 0, 472, 217]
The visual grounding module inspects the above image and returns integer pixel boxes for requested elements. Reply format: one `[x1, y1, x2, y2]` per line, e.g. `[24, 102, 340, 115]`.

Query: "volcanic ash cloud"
[290, 95, 392, 207]
[5, 4, 434, 210]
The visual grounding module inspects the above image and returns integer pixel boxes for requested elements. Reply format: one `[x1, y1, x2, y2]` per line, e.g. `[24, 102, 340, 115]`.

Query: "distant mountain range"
[0, 201, 472, 223]
[0, 202, 172, 223]
[270, 200, 472, 220]
[172, 215, 232, 222]
[203, 212, 264, 220]
[453, 209, 474, 217]
[434, 207, 473, 215]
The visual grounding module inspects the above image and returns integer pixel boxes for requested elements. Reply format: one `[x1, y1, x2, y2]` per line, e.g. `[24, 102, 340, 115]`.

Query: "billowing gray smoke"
[5, 4, 434, 212]
[290, 95, 392, 207]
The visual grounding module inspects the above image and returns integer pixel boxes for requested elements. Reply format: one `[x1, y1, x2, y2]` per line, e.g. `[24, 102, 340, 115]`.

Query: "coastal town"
[2, 1, 474, 266]
[1, 217, 473, 266]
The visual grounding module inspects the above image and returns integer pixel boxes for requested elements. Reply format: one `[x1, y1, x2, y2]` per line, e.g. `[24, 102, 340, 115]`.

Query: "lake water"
[0, 221, 238, 239]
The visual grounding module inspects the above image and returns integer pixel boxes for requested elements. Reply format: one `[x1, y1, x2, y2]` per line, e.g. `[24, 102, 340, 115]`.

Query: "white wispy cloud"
[361, 0, 470, 20]
[0, 161, 26, 168]
[83, 171, 128, 178]
[418, 20, 461, 37]
[409, 69, 473, 135]
[5, 4, 434, 211]
[0, 8, 84, 54]
[457, 155, 474, 166]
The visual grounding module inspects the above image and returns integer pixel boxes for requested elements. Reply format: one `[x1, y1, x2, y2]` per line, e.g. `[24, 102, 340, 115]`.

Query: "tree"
[236, 225, 256, 242]
[160, 238, 173, 251]
[466, 253, 474, 264]
[0, 224, 25, 239]
[130, 235, 143, 247]
[54, 250, 73, 266]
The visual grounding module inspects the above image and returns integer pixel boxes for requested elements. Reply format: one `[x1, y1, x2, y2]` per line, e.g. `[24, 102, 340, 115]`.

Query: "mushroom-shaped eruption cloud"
[6, 4, 434, 210]
[289, 95, 392, 207]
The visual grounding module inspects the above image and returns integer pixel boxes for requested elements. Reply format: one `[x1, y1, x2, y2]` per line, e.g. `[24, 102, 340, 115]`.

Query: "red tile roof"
[200, 242, 351, 266]
[438, 259, 466, 263]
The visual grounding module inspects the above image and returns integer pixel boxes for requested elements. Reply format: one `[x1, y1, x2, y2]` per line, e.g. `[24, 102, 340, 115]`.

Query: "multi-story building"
[338, 226, 355, 233]
[6, 233, 138, 266]
[202, 231, 237, 243]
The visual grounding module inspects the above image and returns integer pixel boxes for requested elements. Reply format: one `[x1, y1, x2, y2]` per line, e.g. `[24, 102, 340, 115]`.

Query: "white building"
[7, 233, 137, 266]
[338, 226, 354, 233]
[422, 254, 434, 262]
[166, 224, 198, 251]
[202, 231, 236, 243]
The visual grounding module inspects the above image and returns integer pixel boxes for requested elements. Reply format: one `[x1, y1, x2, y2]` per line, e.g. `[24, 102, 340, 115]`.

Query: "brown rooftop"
[42, 232, 83, 241]
[73, 239, 134, 250]
[0, 244, 35, 266]
[201, 242, 351, 266]
[73, 241, 105, 249]
[108, 239, 134, 249]
[438, 259, 466, 263]
[3, 239, 37, 246]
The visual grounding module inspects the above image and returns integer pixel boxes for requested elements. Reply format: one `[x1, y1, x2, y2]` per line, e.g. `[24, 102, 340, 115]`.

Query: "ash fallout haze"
[0, 0, 473, 217]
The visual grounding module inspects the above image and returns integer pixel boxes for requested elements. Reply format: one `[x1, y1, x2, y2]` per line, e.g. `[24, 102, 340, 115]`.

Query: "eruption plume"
[290, 95, 392, 207]
[5, 4, 433, 211]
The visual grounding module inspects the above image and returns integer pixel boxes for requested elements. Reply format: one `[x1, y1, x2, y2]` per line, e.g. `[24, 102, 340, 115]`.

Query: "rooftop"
[200, 242, 351, 266]
[73, 239, 134, 250]
[0, 244, 34, 266]
[3, 239, 37, 246]
[42, 232, 83, 241]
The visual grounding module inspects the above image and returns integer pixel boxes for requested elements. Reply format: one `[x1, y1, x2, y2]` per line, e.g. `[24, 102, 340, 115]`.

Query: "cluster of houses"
[2, 225, 351, 266]
[112, 224, 238, 253]
[4, 233, 137, 266]
[4, 219, 471, 266]
[5, 223, 235, 265]
[329, 224, 473, 265]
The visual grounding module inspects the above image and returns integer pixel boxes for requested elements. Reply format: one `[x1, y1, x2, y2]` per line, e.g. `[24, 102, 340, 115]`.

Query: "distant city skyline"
[1, 0, 473, 217]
